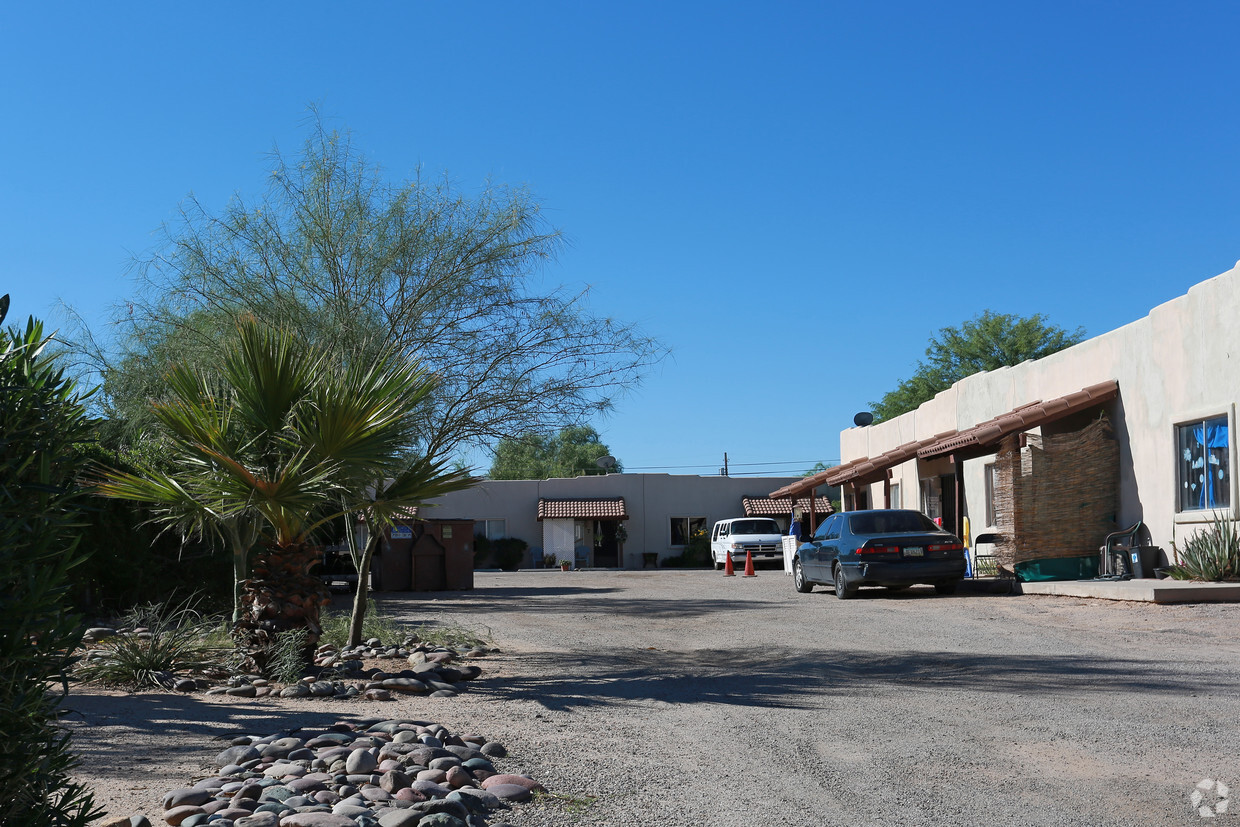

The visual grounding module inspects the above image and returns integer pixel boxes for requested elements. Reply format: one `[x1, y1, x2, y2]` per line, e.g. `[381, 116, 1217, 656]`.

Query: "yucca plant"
[74, 599, 230, 689]
[1167, 514, 1240, 582]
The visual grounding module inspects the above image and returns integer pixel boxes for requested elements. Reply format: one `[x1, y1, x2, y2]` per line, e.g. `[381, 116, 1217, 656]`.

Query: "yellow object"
[962, 515, 971, 548]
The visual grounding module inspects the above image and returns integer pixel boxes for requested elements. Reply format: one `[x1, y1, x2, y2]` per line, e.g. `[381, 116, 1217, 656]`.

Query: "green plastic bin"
[1013, 555, 1100, 582]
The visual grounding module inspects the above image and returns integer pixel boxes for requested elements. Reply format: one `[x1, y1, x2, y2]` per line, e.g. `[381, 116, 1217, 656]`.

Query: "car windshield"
[847, 511, 940, 535]
[729, 520, 778, 534]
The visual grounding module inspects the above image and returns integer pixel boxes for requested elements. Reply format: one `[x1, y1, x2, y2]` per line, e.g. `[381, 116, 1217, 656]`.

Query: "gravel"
[68, 569, 1240, 825]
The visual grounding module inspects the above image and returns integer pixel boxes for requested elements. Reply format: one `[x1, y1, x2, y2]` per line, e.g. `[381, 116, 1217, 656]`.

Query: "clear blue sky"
[4, 2, 1239, 477]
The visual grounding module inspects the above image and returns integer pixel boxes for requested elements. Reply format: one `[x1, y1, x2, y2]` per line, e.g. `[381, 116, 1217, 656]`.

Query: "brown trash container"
[413, 519, 474, 591]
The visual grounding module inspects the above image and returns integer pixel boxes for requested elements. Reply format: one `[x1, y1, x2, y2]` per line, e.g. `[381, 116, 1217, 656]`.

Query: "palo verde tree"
[99, 319, 474, 667]
[0, 294, 101, 826]
[489, 424, 621, 479]
[871, 310, 1085, 421]
[86, 113, 664, 461]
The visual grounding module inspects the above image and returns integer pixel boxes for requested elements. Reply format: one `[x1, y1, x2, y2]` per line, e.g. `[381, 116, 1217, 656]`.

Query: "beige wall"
[838, 261, 1240, 554]
[423, 473, 805, 568]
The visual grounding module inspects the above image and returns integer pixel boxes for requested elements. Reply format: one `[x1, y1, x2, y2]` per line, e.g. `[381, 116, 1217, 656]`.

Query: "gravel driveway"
[70, 569, 1240, 826]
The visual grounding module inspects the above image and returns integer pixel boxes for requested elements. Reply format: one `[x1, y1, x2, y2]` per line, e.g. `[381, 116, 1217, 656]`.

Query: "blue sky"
[4, 2, 1240, 477]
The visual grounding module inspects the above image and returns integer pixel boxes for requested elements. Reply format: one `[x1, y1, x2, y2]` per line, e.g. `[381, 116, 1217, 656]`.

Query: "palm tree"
[99, 319, 474, 669]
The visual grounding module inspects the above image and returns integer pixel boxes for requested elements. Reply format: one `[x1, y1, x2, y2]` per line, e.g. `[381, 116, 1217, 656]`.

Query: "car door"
[819, 515, 844, 581]
[803, 515, 838, 580]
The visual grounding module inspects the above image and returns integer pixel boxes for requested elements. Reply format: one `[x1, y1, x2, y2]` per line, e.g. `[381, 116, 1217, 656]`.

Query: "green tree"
[489, 425, 621, 479]
[0, 295, 101, 825]
[85, 114, 664, 460]
[99, 319, 474, 667]
[872, 310, 1085, 421]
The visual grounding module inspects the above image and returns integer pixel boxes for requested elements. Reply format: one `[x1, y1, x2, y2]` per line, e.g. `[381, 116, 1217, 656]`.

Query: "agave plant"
[1167, 514, 1240, 582]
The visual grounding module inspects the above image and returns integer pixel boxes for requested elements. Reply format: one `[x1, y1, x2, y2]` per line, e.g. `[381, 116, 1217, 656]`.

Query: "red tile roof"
[537, 498, 628, 520]
[743, 495, 835, 517]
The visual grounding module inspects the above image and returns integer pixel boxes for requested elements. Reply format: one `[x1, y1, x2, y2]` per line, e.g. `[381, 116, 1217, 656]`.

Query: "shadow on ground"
[473, 645, 1224, 712]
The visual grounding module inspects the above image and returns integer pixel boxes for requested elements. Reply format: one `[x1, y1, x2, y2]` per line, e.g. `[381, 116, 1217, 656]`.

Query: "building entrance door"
[592, 520, 619, 567]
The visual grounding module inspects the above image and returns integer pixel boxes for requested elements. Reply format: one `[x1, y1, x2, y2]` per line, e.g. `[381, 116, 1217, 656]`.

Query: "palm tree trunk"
[234, 541, 329, 673]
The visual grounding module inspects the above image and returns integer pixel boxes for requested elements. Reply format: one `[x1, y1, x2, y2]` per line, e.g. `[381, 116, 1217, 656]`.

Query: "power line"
[625, 459, 836, 471]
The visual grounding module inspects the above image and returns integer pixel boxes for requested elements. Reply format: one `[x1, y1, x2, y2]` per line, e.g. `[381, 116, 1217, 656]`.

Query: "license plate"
[903, 547, 924, 557]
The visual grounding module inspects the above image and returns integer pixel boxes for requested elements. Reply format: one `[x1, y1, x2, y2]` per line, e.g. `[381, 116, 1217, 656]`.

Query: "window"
[984, 463, 997, 527]
[1177, 416, 1231, 512]
[670, 516, 706, 546]
[481, 519, 506, 539]
[889, 482, 902, 509]
[920, 478, 941, 520]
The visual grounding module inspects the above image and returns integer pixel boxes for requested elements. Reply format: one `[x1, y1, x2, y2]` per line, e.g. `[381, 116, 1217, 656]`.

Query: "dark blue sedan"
[793, 509, 966, 598]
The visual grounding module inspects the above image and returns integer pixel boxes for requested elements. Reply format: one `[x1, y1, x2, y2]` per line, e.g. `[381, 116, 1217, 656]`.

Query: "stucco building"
[774, 260, 1240, 567]
[422, 473, 831, 569]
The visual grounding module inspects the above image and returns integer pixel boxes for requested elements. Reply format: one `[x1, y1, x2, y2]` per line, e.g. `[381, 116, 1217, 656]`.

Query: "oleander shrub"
[0, 301, 102, 826]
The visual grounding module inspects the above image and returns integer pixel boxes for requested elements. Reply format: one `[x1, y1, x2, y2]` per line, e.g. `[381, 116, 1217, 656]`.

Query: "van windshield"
[728, 520, 779, 535]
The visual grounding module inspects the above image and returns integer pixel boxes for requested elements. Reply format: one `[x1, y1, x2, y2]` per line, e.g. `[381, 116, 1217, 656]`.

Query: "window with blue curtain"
[1177, 415, 1231, 511]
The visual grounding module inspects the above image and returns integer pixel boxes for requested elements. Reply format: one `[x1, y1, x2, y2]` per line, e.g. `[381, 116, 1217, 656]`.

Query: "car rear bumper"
[845, 559, 966, 586]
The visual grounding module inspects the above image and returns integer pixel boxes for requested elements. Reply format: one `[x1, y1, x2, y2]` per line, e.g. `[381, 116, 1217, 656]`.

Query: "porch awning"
[537, 498, 628, 521]
[742, 495, 835, 517]
[766, 380, 1118, 500]
[916, 380, 1118, 460]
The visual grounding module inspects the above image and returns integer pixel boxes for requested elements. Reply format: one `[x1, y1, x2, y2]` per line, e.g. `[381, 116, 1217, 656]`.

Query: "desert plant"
[74, 599, 229, 689]
[0, 298, 102, 825]
[1166, 514, 1240, 582]
[319, 599, 407, 650]
[266, 627, 312, 683]
[542, 552, 558, 568]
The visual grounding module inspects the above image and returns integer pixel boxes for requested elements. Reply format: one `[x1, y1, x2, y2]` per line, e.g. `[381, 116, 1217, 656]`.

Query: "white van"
[709, 517, 784, 570]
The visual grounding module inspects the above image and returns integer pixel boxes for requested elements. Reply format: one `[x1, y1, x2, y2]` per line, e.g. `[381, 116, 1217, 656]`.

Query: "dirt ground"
[68, 570, 1240, 826]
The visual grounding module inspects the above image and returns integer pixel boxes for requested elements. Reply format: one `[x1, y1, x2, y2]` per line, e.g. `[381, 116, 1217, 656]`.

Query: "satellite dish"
[595, 455, 617, 470]
[853, 411, 874, 427]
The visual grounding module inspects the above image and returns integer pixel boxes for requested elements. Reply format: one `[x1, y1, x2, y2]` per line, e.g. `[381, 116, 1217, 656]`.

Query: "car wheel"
[934, 581, 958, 595]
[713, 554, 723, 571]
[794, 560, 813, 593]
[834, 564, 856, 600]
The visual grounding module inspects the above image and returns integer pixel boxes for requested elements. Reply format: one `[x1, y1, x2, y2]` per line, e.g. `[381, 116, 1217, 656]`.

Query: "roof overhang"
[768, 380, 1118, 499]
[537, 498, 628, 521]
[916, 380, 1118, 461]
[742, 495, 835, 517]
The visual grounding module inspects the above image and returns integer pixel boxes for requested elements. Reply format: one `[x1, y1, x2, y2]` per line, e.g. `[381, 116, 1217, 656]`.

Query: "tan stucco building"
[787, 260, 1240, 563]
[423, 473, 829, 569]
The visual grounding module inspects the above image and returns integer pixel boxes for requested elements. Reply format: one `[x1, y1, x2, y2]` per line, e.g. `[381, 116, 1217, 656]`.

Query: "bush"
[1168, 515, 1240, 582]
[493, 537, 528, 571]
[0, 305, 102, 825]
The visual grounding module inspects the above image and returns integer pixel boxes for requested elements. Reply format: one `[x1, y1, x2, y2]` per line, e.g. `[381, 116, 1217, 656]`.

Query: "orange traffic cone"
[723, 551, 735, 576]
[743, 550, 756, 577]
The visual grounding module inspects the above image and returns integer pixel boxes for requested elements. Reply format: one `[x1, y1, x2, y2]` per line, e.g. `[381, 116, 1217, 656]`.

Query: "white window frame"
[1172, 404, 1237, 528]
[480, 519, 506, 539]
[889, 482, 902, 509]
[984, 463, 997, 528]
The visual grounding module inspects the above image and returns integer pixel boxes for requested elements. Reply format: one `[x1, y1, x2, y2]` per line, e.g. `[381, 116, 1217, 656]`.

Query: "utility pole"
[720, 452, 729, 476]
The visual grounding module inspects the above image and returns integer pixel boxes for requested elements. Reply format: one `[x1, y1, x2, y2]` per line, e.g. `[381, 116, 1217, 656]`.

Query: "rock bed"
[78, 628, 498, 702]
[100, 717, 546, 827]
